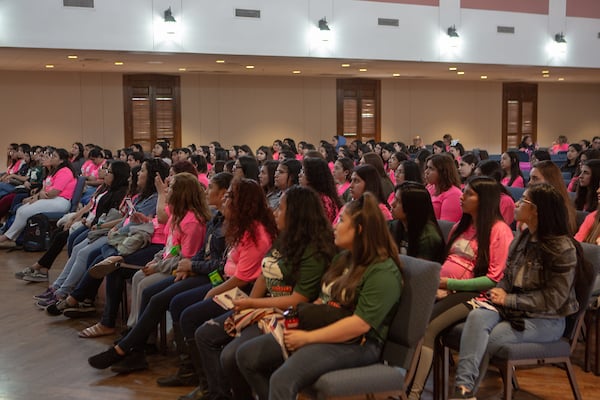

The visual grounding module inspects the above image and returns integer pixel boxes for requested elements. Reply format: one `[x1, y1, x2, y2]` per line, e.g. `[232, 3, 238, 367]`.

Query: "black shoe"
[63, 301, 95, 318]
[88, 347, 124, 369]
[178, 386, 208, 400]
[157, 370, 199, 387]
[110, 351, 149, 373]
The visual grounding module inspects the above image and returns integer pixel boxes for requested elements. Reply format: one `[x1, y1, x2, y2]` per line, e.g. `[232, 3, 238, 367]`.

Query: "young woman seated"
[349, 164, 392, 220]
[236, 193, 404, 400]
[388, 181, 445, 263]
[193, 185, 337, 400]
[88, 178, 277, 377]
[424, 154, 463, 223]
[408, 176, 513, 400]
[449, 183, 583, 400]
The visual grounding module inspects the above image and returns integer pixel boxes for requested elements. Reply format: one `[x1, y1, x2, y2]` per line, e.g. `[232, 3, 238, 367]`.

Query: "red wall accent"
[362, 0, 439, 6]
[461, 0, 548, 15]
[566, 0, 600, 18]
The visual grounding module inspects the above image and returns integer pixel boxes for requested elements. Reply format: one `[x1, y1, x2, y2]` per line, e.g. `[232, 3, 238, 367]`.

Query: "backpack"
[22, 213, 55, 252]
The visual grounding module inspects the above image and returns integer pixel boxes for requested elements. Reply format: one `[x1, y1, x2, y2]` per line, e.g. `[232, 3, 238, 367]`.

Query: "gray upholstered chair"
[435, 242, 599, 400]
[302, 255, 440, 400]
[437, 220, 455, 242]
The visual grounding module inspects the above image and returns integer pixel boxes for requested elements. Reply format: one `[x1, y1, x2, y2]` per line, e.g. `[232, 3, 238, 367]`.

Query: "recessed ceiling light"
[245, 65, 255, 69]
[449, 67, 457, 71]
[558, 77, 565, 81]
[114, 61, 124, 66]
[341, 64, 350, 68]
[178, 68, 187, 72]
[216, 60, 225, 64]
[45, 64, 54, 69]
[542, 74, 550, 78]
[147, 61, 163, 65]
[392, 73, 400, 77]
[542, 70, 550, 74]
[359, 68, 367, 72]
[67, 55, 78, 59]
[480, 75, 488, 79]
[292, 70, 301, 74]
[457, 71, 465, 75]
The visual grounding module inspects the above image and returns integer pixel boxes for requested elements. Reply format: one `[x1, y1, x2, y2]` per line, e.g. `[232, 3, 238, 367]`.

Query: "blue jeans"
[455, 308, 566, 391]
[236, 334, 382, 400]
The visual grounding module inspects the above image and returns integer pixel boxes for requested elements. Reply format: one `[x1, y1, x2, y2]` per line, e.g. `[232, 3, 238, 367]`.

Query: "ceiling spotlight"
[292, 70, 301, 74]
[164, 7, 176, 23]
[448, 67, 457, 71]
[558, 77, 565, 81]
[216, 60, 225, 64]
[114, 61, 124, 66]
[67, 55, 78, 59]
[178, 68, 186, 71]
[554, 32, 567, 54]
[317, 17, 332, 42]
[447, 25, 460, 47]
[457, 71, 465, 75]
[392, 73, 400, 77]
[318, 17, 330, 31]
[245, 65, 255, 69]
[359, 68, 368, 72]
[480, 75, 488, 79]
[45, 64, 55, 69]
[542, 70, 549, 74]
[341, 64, 350, 68]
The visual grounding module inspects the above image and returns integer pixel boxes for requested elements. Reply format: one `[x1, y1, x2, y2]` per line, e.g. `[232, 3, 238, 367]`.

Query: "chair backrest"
[575, 210, 590, 230]
[69, 176, 87, 212]
[565, 242, 600, 353]
[437, 219, 455, 242]
[505, 186, 526, 202]
[380, 255, 440, 369]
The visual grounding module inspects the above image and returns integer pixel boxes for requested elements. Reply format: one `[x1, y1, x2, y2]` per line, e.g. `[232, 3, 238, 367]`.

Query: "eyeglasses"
[518, 197, 535, 207]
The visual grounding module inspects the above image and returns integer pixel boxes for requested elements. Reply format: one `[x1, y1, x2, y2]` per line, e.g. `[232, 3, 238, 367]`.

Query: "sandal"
[88, 256, 124, 279]
[79, 323, 116, 338]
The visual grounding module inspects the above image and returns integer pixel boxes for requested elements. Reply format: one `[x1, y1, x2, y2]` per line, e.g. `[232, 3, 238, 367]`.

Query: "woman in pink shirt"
[425, 154, 463, 222]
[0, 148, 76, 248]
[333, 158, 353, 204]
[349, 164, 392, 220]
[500, 151, 525, 188]
[299, 157, 342, 224]
[89, 178, 278, 373]
[408, 176, 513, 400]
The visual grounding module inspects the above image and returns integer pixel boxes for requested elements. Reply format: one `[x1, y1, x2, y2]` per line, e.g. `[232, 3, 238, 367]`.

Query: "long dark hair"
[51, 148, 76, 178]
[140, 159, 169, 200]
[394, 182, 444, 262]
[323, 193, 402, 307]
[280, 159, 302, 187]
[353, 164, 387, 205]
[261, 160, 279, 193]
[302, 157, 343, 209]
[276, 185, 336, 277]
[400, 160, 423, 184]
[528, 183, 570, 241]
[502, 151, 524, 186]
[225, 178, 277, 246]
[575, 159, 600, 212]
[427, 154, 461, 193]
[446, 176, 503, 278]
[237, 155, 259, 181]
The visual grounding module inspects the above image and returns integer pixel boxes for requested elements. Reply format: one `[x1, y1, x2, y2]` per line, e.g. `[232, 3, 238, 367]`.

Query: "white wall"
[1, 0, 598, 68]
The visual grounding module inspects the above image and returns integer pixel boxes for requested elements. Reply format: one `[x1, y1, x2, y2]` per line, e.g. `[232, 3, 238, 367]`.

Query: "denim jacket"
[497, 230, 578, 318]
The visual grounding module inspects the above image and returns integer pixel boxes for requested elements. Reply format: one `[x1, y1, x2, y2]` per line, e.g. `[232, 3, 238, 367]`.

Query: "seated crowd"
[2, 133, 600, 400]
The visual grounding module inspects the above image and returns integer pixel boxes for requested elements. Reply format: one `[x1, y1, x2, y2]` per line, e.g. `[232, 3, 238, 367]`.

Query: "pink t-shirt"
[81, 159, 105, 177]
[501, 175, 524, 188]
[320, 194, 340, 224]
[427, 184, 462, 223]
[441, 221, 512, 282]
[197, 173, 209, 189]
[379, 203, 393, 221]
[7, 159, 25, 175]
[337, 181, 350, 197]
[44, 167, 76, 200]
[223, 222, 272, 282]
[163, 209, 206, 259]
[551, 143, 569, 154]
[575, 211, 597, 242]
[499, 193, 515, 226]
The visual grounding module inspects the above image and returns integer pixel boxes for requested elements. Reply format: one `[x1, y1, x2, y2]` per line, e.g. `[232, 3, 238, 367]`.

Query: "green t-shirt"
[261, 246, 326, 301]
[321, 256, 403, 343]
[387, 220, 443, 262]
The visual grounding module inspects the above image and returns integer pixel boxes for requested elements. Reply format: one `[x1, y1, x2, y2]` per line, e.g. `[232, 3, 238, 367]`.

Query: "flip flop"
[88, 256, 123, 279]
[79, 323, 116, 338]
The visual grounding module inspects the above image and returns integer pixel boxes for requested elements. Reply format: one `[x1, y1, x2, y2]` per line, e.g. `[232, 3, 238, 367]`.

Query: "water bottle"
[283, 306, 299, 329]
[44, 231, 50, 250]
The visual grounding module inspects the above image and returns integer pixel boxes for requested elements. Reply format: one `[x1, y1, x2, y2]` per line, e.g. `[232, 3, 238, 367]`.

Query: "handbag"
[296, 302, 364, 344]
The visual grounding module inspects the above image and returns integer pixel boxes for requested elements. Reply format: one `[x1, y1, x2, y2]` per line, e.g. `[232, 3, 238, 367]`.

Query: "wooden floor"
[1, 249, 599, 400]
